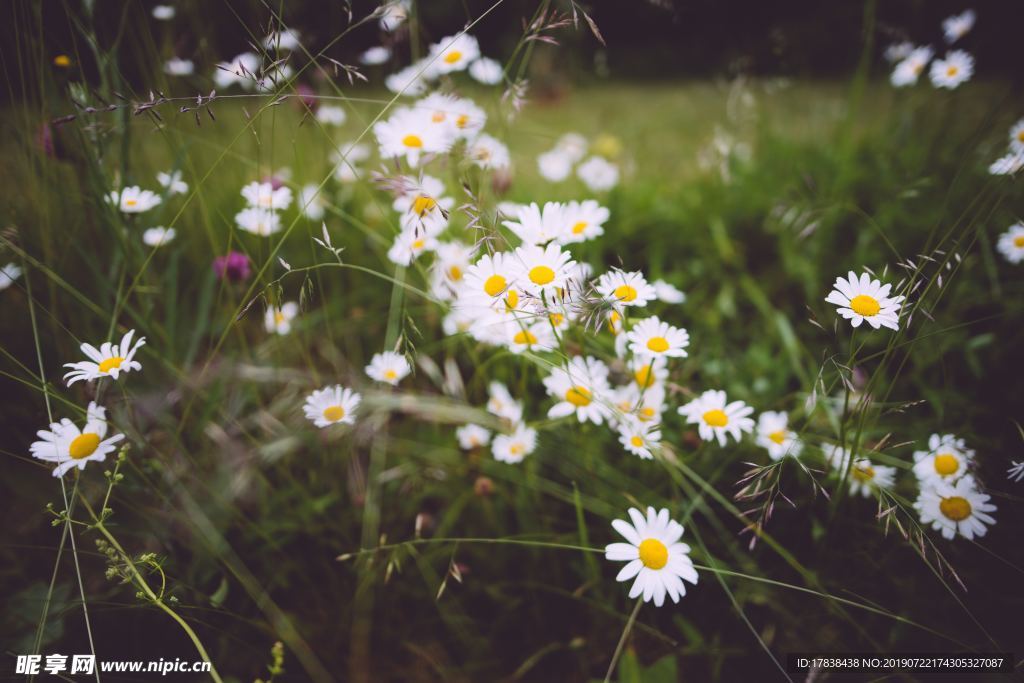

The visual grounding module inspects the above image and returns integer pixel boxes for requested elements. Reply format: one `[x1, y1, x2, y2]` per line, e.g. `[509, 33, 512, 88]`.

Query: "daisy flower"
[467, 134, 510, 170]
[374, 106, 453, 166]
[511, 243, 577, 297]
[142, 227, 176, 247]
[556, 132, 589, 163]
[415, 94, 486, 140]
[537, 149, 574, 182]
[912, 433, 975, 485]
[618, 418, 660, 460]
[613, 383, 667, 426]
[884, 41, 914, 63]
[456, 424, 491, 450]
[597, 270, 658, 308]
[823, 444, 852, 471]
[1008, 461, 1024, 483]
[605, 507, 698, 607]
[391, 174, 453, 214]
[913, 475, 996, 540]
[577, 156, 620, 192]
[214, 52, 261, 89]
[890, 46, 933, 87]
[360, 46, 391, 65]
[428, 34, 480, 74]
[0, 263, 23, 291]
[152, 5, 175, 20]
[31, 402, 124, 477]
[108, 186, 161, 213]
[1009, 118, 1024, 153]
[630, 356, 668, 390]
[503, 202, 568, 245]
[677, 390, 754, 446]
[297, 184, 327, 220]
[487, 381, 524, 423]
[303, 385, 360, 428]
[241, 181, 292, 211]
[543, 356, 612, 425]
[235, 207, 281, 236]
[626, 316, 689, 359]
[63, 329, 145, 385]
[929, 50, 974, 89]
[430, 241, 476, 300]
[755, 411, 803, 460]
[506, 320, 558, 354]
[847, 458, 896, 497]
[559, 200, 608, 244]
[365, 351, 411, 386]
[157, 170, 188, 195]
[469, 57, 503, 85]
[316, 105, 347, 126]
[492, 424, 537, 464]
[825, 271, 905, 331]
[387, 228, 438, 266]
[996, 223, 1024, 264]
[989, 148, 1024, 176]
[265, 302, 299, 335]
[942, 9, 975, 44]
[652, 279, 686, 304]
[385, 62, 431, 97]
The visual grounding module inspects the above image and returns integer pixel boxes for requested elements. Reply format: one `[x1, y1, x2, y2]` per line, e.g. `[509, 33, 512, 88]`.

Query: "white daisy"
[755, 411, 803, 460]
[652, 279, 686, 304]
[468, 134, 510, 170]
[385, 62, 431, 97]
[214, 51, 261, 89]
[543, 356, 612, 425]
[629, 356, 668, 391]
[31, 402, 124, 477]
[996, 223, 1024, 264]
[365, 351, 411, 386]
[360, 46, 392, 65]
[387, 228, 438, 266]
[559, 200, 608, 244]
[63, 329, 145, 385]
[597, 270, 658, 308]
[912, 433, 975, 485]
[626, 316, 689, 359]
[469, 57, 503, 85]
[374, 106, 453, 166]
[511, 243, 577, 297]
[487, 381, 524, 423]
[1009, 118, 1024, 153]
[605, 507, 698, 607]
[316, 105, 347, 126]
[890, 46, 933, 87]
[265, 302, 298, 335]
[456, 424, 491, 450]
[235, 207, 282, 237]
[0, 263, 23, 291]
[492, 424, 537, 464]
[152, 5, 175, 20]
[823, 443, 852, 472]
[164, 57, 194, 76]
[989, 148, 1024, 176]
[303, 385, 360, 428]
[555, 132, 589, 163]
[618, 418, 660, 460]
[884, 41, 914, 63]
[914, 475, 996, 540]
[612, 383, 667, 426]
[428, 33, 480, 74]
[430, 241, 476, 300]
[929, 50, 974, 89]
[461, 251, 522, 309]
[502, 202, 568, 245]
[848, 458, 896, 497]
[677, 390, 754, 446]
[577, 156, 620, 192]
[142, 226, 176, 247]
[108, 186, 161, 213]
[537, 149, 574, 182]
[825, 271, 905, 331]
[415, 94, 486, 140]
[157, 170, 188, 195]
[263, 29, 301, 52]
[942, 9, 975, 44]
[241, 181, 292, 211]
[505, 320, 558, 354]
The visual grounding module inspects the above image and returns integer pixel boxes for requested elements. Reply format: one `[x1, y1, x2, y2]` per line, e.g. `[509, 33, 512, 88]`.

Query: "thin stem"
[603, 598, 642, 683]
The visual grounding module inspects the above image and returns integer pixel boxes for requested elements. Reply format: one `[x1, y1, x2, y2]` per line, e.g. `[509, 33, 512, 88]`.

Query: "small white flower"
[385, 61, 431, 97]
[265, 302, 298, 335]
[543, 356, 612, 425]
[652, 279, 686, 304]
[415, 94, 486, 141]
[235, 207, 282, 237]
[823, 444, 852, 472]
[912, 433, 975, 486]
[942, 9, 975, 44]
[1009, 118, 1024, 153]
[605, 507, 698, 606]
[361, 46, 392, 65]
[597, 270, 658, 308]
[537, 149, 574, 182]
[492, 424, 537, 464]
[996, 223, 1024, 264]
[374, 106, 454, 166]
[755, 411, 803, 460]
[505, 320, 557, 354]
[214, 52, 261, 89]
[365, 351, 411, 386]
[556, 133, 588, 163]
[163, 57, 194, 76]
[63, 329, 146, 385]
[914, 475, 996, 540]
[467, 134, 510, 169]
[825, 271, 905, 331]
[456, 424, 491, 450]
[847, 458, 896, 497]
[503, 202, 568, 245]
[263, 29, 302, 52]
[626, 316, 689, 359]
[890, 46, 933, 87]
[558, 200, 608, 244]
[428, 34, 480, 74]
[577, 156, 619, 191]
[108, 186, 161, 213]
[678, 390, 754, 446]
[884, 41, 914, 63]
[510, 243, 577, 297]
[929, 50, 974, 89]
[304, 385, 360, 428]
[157, 170, 188, 195]
[618, 418, 660, 460]
[152, 5, 175, 20]
[316, 105, 348, 126]
[0, 263, 22, 291]
[989, 148, 1024, 176]
[31, 402, 124, 477]
[487, 381, 523, 423]
[241, 181, 293, 211]
[142, 226, 176, 247]
[298, 184, 327, 220]
[387, 228, 438, 266]
[469, 57, 503, 85]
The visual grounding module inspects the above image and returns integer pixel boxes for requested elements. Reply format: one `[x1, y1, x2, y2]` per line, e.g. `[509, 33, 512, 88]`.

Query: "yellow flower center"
[412, 239, 426, 250]
[444, 50, 463, 65]
[939, 496, 972, 522]
[274, 311, 286, 325]
[614, 285, 637, 302]
[639, 406, 656, 422]
[322, 405, 345, 422]
[646, 336, 669, 353]
[509, 443, 524, 455]
[125, 199, 138, 207]
[456, 114, 469, 129]
[638, 538, 668, 570]
[98, 357, 125, 374]
[53, 54, 71, 67]
[849, 294, 881, 317]
[431, 112, 446, 123]
[1014, 235, 1024, 248]
[630, 436, 644, 448]
[484, 274, 506, 297]
[504, 289, 519, 311]
[384, 369, 398, 380]
[852, 465, 875, 482]
[703, 409, 728, 427]
[565, 386, 592, 407]
[402, 134, 423, 148]
[634, 366, 653, 388]
[411, 195, 437, 216]
[549, 312, 564, 326]
[768, 430, 787, 445]
[513, 329, 537, 346]
[933, 454, 959, 476]
[571, 221, 588, 235]
[946, 65, 958, 77]
[448, 265, 463, 281]
[529, 265, 555, 285]
[68, 433, 101, 459]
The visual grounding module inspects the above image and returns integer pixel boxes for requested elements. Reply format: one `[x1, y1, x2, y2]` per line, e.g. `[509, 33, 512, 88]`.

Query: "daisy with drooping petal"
[241, 181, 293, 211]
[996, 223, 1024, 264]
[487, 381, 524, 423]
[929, 50, 974, 89]
[914, 475, 996, 540]
[303, 385, 360, 428]
[428, 34, 480, 74]
[890, 46, 933, 87]
[492, 424, 537, 464]
[605, 507, 698, 607]
[848, 458, 896, 497]
[1, 263, 23, 291]
[265, 302, 299, 335]
[235, 207, 282, 236]
[157, 170, 188, 195]
[142, 227, 176, 247]
[63, 329, 146, 385]
[456, 424, 491, 450]
[626, 316, 690, 359]
[31, 402, 124, 477]
[912, 433, 974, 485]
[652, 279, 686, 304]
[597, 270, 658, 308]
[942, 9, 975, 44]
[511, 243, 577, 297]
[559, 200, 608, 244]
[618, 418, 660, 460]
[825, 271, 905, 331]
[366, 351, 411, 386]
[543, 356, 612, 425]
[577, 156, 620, 192]
[755, 411, 803, 460]
[678, 390, 754, 446]
[374, 106, 453, 167]
[468, 134, 510, 170]
[469, 57, 503, 85]
[108, 186, 162, 213]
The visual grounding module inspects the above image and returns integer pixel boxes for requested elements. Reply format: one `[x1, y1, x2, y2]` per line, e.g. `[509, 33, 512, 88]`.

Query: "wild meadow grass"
[1, 2, 1023, 682]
